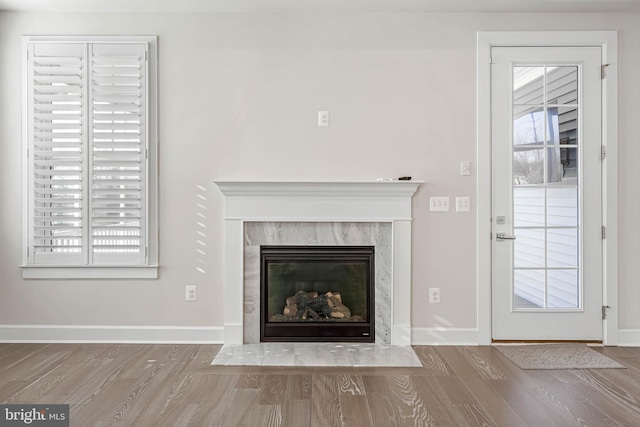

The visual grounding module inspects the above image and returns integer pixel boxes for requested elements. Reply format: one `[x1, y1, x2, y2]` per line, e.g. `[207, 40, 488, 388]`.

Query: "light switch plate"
[430, 196, 450, 212]
[460, 161, 471, 176]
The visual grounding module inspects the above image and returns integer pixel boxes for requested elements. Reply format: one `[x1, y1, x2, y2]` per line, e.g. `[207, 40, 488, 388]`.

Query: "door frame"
[477, 31, 618, 345]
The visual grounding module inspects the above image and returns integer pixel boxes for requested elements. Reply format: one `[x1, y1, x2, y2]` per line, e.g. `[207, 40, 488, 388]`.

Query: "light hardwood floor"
[1, 344, 640, 426]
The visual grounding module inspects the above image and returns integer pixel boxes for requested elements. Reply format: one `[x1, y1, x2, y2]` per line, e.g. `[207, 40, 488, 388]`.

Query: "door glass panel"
[560, 147, 578, 179]
[514, 270, 545, 309]
[547, 229, 578, 268]
[514, 229, 545, 268]
[554, 106, 579, 146]
[514, 106, 544, 145]
[547, 270, 579, 308]
[547, 187, 578, 226]
[514, 187, 545, 226]
[512, 64, 580, 310]
[546, 66, 578, 105]
[513, 66, 544, 103]
[513, 148, 544, 185]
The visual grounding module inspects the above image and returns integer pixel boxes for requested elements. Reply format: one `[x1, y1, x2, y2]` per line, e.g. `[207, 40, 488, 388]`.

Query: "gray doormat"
[495, 344, 626, 369]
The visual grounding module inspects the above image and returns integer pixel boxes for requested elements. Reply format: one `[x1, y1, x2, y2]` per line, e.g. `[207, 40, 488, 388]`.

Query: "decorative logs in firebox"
[272, 290, 362, 322]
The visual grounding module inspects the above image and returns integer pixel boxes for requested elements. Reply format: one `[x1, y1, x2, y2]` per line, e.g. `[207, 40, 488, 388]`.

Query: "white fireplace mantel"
[214, 180, 423, 345]
[215, 180, 422, 197]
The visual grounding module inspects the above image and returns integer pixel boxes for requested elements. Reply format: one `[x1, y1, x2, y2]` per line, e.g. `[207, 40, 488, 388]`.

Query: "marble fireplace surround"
[245, 222, 390, 343]
[214, 181, 422, 346]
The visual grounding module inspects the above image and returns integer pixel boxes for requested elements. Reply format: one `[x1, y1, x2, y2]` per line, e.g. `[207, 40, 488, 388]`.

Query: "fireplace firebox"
[260, 246, 375, 342]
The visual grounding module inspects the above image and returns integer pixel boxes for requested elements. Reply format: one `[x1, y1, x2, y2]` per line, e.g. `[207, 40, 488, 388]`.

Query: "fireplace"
[213, 180, 422, 345]
[260, 246, 375, 342]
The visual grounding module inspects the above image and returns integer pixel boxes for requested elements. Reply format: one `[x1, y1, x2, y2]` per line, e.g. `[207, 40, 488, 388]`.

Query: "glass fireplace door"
[260, 246, 375, 342]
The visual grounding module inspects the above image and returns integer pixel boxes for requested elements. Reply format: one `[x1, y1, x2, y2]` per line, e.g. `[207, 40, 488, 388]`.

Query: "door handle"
[496, 233, 516, 240]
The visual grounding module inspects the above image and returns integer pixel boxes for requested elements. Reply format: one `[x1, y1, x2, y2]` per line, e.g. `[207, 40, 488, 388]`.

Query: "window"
[21, 36, 158, 279]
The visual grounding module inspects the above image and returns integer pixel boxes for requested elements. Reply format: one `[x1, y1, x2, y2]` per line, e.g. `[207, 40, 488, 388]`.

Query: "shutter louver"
[29, 43, 85, 265]
[90, 44, 146, 265]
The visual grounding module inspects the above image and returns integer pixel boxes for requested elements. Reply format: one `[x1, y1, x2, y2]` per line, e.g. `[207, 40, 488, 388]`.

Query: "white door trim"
[477, 31, 618, 345]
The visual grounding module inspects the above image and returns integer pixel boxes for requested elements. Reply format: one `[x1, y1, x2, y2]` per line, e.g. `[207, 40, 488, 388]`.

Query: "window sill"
[20, 265, 159, 280]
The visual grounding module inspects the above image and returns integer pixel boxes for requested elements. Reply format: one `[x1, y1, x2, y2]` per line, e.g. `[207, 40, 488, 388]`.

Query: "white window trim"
[20, 35, 158, 280]
[477, 31, 618, 345]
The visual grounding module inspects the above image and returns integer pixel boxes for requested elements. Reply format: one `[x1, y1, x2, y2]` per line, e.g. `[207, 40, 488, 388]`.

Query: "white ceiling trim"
[1, 0, 640, 13]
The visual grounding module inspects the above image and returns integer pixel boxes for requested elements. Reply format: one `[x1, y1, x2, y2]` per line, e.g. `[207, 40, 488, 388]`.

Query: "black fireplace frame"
[260, 245, 375, 342]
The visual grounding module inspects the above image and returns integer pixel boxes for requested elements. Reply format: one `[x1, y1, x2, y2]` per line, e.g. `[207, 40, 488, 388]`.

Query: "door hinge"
[602, 225, 606, 239]
[602, 305, 611, 320]
[601, 145, 606, 160]
[489, 55, 495, 64]
[601, 63, 610, 79]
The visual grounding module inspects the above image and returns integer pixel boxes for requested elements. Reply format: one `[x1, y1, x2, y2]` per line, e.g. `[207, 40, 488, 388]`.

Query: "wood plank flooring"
[1, 344, 640, 426]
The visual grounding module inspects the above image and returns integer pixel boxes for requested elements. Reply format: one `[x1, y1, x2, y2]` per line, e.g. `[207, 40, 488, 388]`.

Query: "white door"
[491, 46, 603, 341]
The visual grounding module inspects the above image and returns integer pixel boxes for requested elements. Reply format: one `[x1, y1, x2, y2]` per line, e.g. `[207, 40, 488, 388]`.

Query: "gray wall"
[1, 11, 639, 338]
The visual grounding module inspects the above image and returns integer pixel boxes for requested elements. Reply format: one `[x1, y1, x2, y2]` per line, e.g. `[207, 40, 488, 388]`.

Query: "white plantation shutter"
[90, 44, 146, 265]
[28, 43, 85, 265]
[25, 38, 155, 272]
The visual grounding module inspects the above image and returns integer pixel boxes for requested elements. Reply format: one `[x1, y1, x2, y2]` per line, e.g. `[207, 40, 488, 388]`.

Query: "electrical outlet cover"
[456, 196, 471, 212]
[185, 285, 197, 301]
[428, 288, 441, 303]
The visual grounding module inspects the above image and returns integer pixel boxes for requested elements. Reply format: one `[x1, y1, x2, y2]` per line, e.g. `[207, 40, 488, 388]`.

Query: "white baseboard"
[411, 328, 640, 347]
[618, 329, 640, 347]
[0, 325, 224, 344]
[8, 325, 632, 347]
[0, 324, 477, 345]
[411, 327, 480, 345]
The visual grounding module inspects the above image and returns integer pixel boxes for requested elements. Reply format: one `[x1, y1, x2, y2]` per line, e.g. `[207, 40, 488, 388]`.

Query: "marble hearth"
[214, 181, 422, 345]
